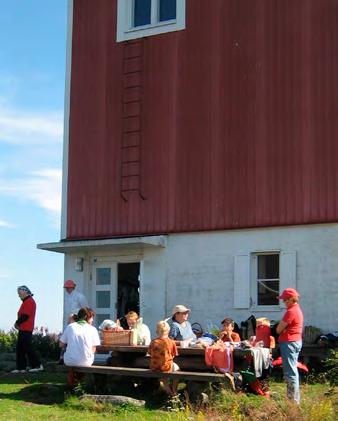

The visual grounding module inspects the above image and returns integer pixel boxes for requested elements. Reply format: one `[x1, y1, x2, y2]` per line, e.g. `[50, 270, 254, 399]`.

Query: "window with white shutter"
[233, 250, 297, 310]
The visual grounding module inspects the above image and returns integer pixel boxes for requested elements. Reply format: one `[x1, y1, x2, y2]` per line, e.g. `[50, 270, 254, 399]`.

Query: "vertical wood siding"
[67, 0, 338, 239]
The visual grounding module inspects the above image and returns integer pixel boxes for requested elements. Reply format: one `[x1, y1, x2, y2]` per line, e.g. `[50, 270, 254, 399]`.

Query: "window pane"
[96, 291, 110, 308]
[159, 0, 176, 21]
[96, 268, 111, 285]
[257, 280, 279, 305]
[257, 254, 279, 279]
[134, 0, 151, 27]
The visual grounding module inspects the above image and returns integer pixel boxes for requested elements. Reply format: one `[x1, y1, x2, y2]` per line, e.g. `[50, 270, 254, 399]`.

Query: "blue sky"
[0, 1, 67, 332]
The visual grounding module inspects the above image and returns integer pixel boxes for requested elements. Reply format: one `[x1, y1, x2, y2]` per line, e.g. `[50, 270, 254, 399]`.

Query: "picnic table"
[96, 344, 253, 372]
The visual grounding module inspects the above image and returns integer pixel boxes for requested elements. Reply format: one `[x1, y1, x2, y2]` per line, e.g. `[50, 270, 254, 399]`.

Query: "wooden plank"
[97, 345, 252, 357]
[73, 365, 225, 382]
[98, 345, 206, 355]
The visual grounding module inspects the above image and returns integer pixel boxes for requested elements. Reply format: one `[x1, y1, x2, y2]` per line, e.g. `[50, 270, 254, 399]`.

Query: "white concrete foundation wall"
[62, 224, 338, 335]
[165, 224, 338, 333]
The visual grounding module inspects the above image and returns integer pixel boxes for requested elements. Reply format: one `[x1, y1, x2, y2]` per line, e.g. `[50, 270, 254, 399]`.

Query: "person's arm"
[59, 340, 66, 349]
[15, 314, 29, 328]
[91, 327, 101, 354]
[79, 293, 88, 308]
[142, 325, 151, 346]
[169, 324, 180, 345]
[219, 330, 231, 341]
[276, 320, 288, 334]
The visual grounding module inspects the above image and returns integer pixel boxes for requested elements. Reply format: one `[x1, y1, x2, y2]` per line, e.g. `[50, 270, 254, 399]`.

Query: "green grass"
[0, 370, 336, 421]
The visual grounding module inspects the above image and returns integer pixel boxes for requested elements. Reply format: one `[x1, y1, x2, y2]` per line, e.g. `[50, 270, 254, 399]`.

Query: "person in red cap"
[276, 288, 304, 404]
[63, 280, 88, 328]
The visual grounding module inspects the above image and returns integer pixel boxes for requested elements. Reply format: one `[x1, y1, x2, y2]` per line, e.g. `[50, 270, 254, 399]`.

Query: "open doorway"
[117, 262, 140, 318]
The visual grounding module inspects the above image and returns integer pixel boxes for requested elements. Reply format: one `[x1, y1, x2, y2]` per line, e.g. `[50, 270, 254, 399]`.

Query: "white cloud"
[0, 105, 63, 145]
[0, 168, 62, 221]
[0, 218, 15, 228]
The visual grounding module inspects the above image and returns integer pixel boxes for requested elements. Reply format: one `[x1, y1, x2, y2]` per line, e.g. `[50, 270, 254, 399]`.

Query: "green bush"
[0, 329, 17, 352]
[306, 350, 338, 386]
[32, 333, 61, 360]
[322, 350, 338, 386]
[0, 329, 60, 361]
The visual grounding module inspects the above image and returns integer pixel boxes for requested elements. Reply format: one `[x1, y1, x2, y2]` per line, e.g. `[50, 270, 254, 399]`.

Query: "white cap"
[171, 304, 191, 316]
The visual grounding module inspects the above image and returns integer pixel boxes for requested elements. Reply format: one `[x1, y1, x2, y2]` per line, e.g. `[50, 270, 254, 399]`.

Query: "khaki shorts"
[172, 362, 180, 372]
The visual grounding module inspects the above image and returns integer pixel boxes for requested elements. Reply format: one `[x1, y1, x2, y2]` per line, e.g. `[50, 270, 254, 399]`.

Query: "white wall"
[165, 224, 338, 333]
[63, 224, 338, 335]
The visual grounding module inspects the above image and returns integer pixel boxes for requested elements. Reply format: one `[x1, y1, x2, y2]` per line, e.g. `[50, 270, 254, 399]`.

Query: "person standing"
[11, 286, 43, 373]
[63, 279, 88, 328]
[276, 288, 304, 404]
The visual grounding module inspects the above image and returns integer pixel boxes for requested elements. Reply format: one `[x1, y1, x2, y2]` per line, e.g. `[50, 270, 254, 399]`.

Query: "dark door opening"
[117, 262, 140, 318]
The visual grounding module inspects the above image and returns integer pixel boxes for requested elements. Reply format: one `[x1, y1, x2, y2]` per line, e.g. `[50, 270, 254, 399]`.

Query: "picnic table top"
[96, 344, 253, 356]
[97, 345, 202, 355]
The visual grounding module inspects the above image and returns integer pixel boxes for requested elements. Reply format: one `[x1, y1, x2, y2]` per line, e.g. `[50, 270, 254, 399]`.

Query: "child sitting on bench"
[148, 320, 180, 396]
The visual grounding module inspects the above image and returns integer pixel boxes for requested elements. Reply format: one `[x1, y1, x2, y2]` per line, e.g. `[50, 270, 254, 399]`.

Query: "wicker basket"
[102, 330, 136, 346]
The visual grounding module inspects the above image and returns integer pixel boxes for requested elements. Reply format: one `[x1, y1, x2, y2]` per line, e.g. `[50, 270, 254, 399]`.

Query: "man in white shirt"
[63, 279, 88, 328]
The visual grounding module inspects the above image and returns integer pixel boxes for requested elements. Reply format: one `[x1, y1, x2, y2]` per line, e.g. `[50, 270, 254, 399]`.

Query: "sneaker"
[11, 369, 26, 374]
[28, 364, 44, 373]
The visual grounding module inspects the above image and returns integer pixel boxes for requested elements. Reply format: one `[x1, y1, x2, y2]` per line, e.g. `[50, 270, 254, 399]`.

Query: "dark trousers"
[16, 330, 40, 370]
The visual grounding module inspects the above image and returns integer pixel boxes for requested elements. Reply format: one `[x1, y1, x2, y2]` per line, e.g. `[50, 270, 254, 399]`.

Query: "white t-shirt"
[137, 323, 151, 345]
[60, 322, 101, 367]
[63, 289, 88, 326]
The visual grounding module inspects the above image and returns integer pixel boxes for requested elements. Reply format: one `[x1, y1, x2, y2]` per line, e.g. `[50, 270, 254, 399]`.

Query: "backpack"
[240, 315, 256, 340]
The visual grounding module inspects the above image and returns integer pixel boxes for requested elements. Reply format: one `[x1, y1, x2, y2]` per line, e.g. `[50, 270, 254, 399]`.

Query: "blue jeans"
[279, 340, 302, 404]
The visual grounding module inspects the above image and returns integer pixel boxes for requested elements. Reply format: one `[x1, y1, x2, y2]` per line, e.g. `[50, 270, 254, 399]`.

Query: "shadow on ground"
[0, 371, 67, 405]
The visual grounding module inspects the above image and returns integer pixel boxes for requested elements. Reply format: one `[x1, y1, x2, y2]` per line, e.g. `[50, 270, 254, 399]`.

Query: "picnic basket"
[102, 329, 137, 346]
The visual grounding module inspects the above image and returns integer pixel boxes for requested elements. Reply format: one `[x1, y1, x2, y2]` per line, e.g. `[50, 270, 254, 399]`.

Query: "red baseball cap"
[278, 288, 299, 300]
[64, 279, 76, 288]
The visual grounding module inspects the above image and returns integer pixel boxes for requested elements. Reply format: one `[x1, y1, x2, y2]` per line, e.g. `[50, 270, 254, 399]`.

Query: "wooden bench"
[72, 365, 226, 383]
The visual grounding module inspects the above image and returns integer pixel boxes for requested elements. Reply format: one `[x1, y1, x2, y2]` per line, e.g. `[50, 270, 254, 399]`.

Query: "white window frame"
[233, 250, 297, 311]
[117, 0, 186, 42]
[251, 252, 280, 311]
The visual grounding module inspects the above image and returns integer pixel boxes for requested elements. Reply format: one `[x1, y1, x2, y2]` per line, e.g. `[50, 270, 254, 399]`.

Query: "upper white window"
[117, 0, 186, 42]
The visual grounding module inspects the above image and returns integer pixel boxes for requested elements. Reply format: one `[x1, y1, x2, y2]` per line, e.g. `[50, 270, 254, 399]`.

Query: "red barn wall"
[66, 0, 338, 240]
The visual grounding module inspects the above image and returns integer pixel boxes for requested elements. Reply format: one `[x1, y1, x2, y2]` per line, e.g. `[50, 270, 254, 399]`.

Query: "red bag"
[205, 341, 234, 373]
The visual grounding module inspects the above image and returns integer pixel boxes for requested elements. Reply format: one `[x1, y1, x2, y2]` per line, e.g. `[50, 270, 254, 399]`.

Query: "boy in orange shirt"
[148, 320, 179, 396]
[219, 318, 241, 342]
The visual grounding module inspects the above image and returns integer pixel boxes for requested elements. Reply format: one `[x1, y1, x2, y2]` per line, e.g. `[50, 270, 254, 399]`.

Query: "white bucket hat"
[171, 304, 191, 316]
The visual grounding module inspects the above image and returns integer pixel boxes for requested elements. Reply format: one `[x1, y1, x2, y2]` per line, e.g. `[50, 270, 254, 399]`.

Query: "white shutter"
[233, 254, 250, 308]
[279, 251, 297, 295]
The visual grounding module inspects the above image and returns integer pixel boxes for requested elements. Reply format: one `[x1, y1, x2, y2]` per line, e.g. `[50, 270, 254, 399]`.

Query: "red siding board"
[66, 0, 338, 240]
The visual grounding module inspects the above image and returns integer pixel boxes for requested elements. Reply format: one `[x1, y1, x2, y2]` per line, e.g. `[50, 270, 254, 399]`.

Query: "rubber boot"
[249, 379, 265, 396]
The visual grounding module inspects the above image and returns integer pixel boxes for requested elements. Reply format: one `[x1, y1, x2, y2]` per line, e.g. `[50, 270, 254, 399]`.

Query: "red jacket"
[17, 296, 36, 332]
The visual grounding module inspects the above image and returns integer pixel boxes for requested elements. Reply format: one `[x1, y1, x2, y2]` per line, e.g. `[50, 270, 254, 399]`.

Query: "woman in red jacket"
[11, 286, 43, 374]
